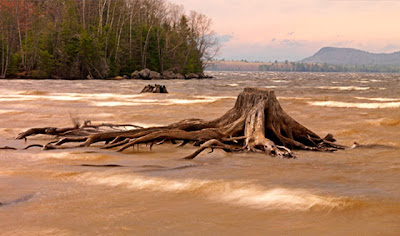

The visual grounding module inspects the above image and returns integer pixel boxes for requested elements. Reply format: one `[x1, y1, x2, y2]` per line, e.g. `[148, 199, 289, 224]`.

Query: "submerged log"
[0, 146, 17, 150]
[140, 84, 168, 93]
[15, 88, 345, 159]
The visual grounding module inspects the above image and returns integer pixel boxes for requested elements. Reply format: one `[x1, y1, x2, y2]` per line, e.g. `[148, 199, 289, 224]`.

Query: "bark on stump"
[16, 88, 344, 159]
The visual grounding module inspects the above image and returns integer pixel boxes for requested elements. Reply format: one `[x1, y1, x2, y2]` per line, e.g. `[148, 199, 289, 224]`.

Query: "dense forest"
[258, 61, 400, 73]
[0, 0, 219, 79]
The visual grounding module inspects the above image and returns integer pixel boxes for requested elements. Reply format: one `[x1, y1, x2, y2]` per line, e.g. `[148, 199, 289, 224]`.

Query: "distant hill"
[301, 47, 400, 66]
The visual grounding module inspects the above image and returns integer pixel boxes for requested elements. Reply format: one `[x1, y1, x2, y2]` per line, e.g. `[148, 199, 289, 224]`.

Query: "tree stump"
[15, 88, 345, 159]
[140, 84, 168, 93]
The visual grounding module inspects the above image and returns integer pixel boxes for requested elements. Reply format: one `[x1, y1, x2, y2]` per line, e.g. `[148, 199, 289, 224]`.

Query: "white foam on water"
[2, 92, 235, 107]
[271, 80, 289, 83]
[75, 172, 346, 211]
[358, 80, 370, 84]
[317, 86, 370, 91]
[132, 122, 163, 128]
[56, 92, 144, 100]
[228, 83, 239, 87]
[0, 109, 19, 114]
[217, 187, 341, 211]
[278, 97, 311, 100]
[90, 101, 144, 106]
[0, 96, 37, 102]
[355, 97, 400, 102]
[91, 96, 234, 107]
[309, 101, 400, 109]
[194, 95, 236, 100]
[166, 98, 217, 105]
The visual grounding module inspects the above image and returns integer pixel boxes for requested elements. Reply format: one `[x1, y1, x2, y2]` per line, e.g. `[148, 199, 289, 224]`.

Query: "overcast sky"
[170, 0, 400, 62]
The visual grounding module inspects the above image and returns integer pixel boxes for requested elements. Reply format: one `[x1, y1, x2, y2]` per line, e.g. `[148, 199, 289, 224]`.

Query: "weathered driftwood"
[140, 84, 168, 93]
[15, 88, 345, 159]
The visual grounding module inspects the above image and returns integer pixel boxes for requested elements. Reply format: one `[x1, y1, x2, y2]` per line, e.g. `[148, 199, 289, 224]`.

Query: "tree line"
[0, 0, 219, 79]
[258, 61, 400, 73]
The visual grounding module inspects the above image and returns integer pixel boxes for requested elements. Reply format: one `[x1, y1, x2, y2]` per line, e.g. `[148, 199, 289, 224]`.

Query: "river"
[1, 72, 399, 235]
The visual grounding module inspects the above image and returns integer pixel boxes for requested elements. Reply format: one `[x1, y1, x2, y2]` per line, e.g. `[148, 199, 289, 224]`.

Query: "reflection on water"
[1, 72, 400, 234]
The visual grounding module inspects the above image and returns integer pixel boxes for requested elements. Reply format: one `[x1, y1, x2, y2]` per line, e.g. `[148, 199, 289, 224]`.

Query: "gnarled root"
[16, 120, 142, 140]
[183, 139, 243, 160]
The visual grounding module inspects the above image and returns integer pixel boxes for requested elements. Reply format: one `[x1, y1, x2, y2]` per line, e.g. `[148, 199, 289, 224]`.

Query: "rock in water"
[162, 70, 177, 79]
[131, 70, 141, 79]
[149, 71, 161, 79]
[139, 68, 152, 79]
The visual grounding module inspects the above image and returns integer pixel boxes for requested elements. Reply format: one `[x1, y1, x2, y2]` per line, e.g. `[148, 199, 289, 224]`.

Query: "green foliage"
[30, 70, 49, 78]
[39, 50, 55, 76]
[7, 54, 19, 76]
[0, 0, 216, 79]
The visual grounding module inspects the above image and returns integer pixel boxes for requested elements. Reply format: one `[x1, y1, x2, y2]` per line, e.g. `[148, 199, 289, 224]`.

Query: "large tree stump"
[15, 88, 345, 158]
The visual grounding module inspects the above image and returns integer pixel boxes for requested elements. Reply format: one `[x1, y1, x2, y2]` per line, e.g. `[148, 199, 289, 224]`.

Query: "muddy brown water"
[1, 72, 400, 235]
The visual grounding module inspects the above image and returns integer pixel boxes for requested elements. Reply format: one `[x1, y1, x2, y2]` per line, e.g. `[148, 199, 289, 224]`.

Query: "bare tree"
[188, 11, 220, 70]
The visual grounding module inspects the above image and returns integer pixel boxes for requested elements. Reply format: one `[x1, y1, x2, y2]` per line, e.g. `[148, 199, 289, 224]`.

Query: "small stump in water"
[140, 84, 168, 93]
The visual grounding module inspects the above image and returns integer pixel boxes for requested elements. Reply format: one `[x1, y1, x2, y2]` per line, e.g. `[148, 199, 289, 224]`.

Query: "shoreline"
[0, 76, 214, 81]
[2, 69, 214, 81]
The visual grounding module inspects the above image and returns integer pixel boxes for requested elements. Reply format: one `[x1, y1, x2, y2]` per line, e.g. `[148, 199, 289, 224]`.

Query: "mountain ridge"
[301, 47, 400, 66]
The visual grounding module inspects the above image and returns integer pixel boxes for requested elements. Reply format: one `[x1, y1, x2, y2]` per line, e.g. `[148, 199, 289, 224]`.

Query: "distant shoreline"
[207, 60, 400, 73]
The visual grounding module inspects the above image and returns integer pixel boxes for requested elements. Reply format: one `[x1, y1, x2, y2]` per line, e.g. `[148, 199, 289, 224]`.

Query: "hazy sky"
[170, 0, 400, 61]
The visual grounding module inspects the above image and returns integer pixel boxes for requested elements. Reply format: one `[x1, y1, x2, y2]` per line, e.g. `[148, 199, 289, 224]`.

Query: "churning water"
[0, 72, 400, 235]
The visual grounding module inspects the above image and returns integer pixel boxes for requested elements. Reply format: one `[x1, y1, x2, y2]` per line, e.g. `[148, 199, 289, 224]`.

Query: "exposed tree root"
[16, 120, 142, 140]
[15, 88, 345, 159]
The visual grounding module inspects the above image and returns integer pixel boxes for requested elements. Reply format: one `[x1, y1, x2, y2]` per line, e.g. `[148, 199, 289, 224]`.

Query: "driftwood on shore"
[13, 88, 346, 159]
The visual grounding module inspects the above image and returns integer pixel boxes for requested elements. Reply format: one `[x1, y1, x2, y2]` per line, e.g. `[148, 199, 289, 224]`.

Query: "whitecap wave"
[75, 172, 347, 211]
[1, 92, 234, 106]
[271, 80, 289, 83]
[91, 96, 234, 107]
[358, 80, 370, 84]
[278, 97, 311, 100]
[309, 101, 400, 109]
[0, 109, 19, 114]
[317, 86, 370, 91]
[355, 97, 400, 102]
